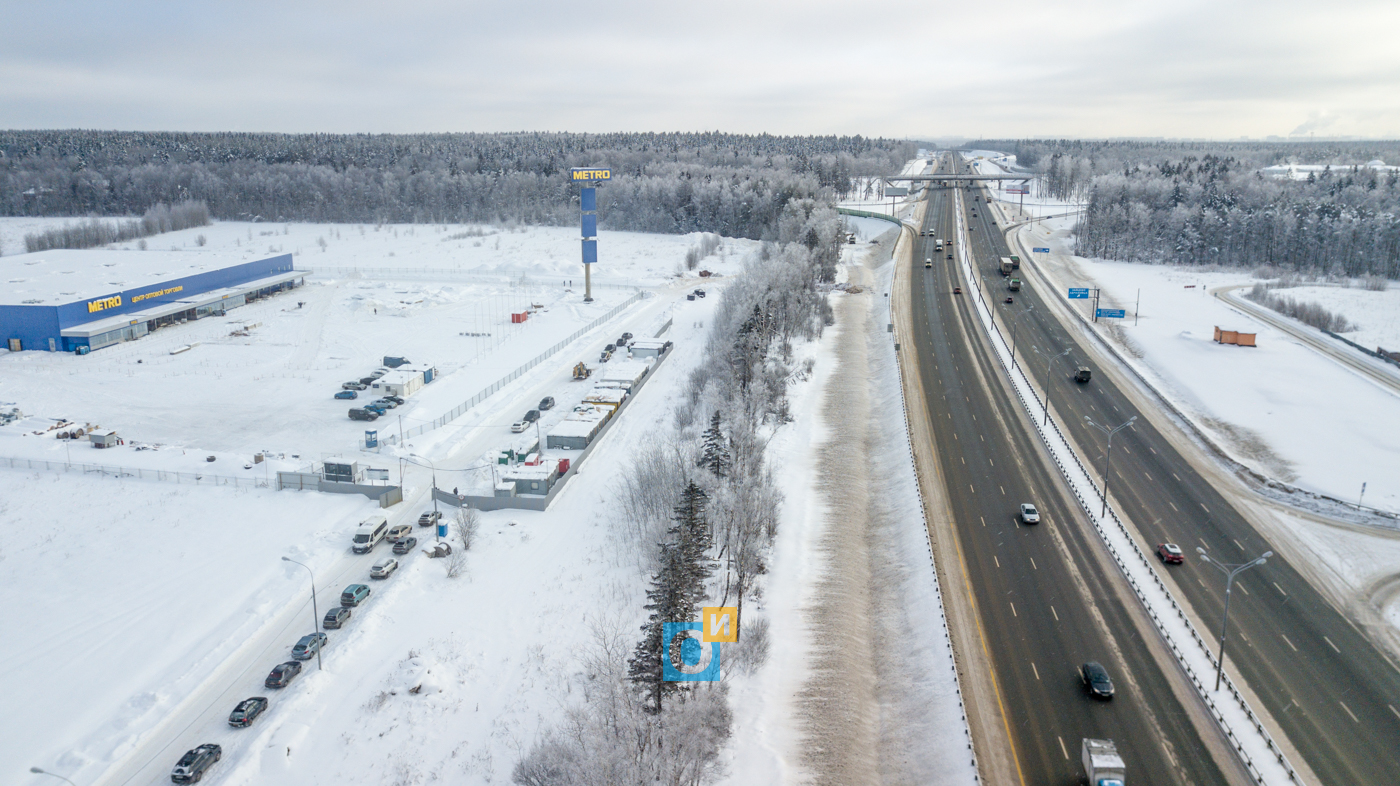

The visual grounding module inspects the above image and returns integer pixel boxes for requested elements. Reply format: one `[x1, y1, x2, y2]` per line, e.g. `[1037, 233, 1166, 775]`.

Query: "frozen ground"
[0, 220, 754, 461]
[1276, 283, 1400, 351]
[1010, 216, 1400, 514]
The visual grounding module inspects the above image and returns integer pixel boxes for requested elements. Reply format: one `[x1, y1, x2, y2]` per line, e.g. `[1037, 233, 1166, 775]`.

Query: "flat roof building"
[0, 249, 302, 353]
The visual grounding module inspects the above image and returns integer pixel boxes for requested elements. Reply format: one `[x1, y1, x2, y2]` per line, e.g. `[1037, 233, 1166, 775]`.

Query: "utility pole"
[1034, 346, 1073, 424]
[1197, 547, 1271, 690]
[281, 557, 322, 670]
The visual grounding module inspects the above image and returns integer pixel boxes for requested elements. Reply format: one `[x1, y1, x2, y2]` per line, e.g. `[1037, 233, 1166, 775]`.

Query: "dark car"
[1004, 296, 1014, 304]
[265, 661, 302, 689]
[359, 376, 377, 386]
[1080, 662, 1115, 699]
[349, 408, 379, 421]
[695, 289, 706, 298]
[599, 349, 612, 362]
[1157, 543, 1185, 564]
[946, 253, 953, 259]
[291, 632, 328, 660]
[171, 743, 221, 783]
[228, 697, 268, 728]
[341, 583, 371, 607]
[621, 332, 633, 341]
[605, 343, 616, 353]
[418, 510, 442, 527]
[385, 395, 405, 404]
[342, 381, 368, 391]
[953, 286, 962, 294]
[334, 390, 358, 400]
[616, 336, 628, 347]
[393, 536, 418, 555]
[323, 606, 352, 629]
[522, 409, 540, 423]
[539, 396, 556, 411]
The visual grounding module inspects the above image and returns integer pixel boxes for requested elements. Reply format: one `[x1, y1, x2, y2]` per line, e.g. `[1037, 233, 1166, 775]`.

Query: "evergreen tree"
[699, 412, 731, 479]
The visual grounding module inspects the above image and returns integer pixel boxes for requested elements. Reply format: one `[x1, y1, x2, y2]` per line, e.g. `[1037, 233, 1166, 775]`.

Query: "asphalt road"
[952, 155, 1400, 784]
[907, 163, 1234, 785]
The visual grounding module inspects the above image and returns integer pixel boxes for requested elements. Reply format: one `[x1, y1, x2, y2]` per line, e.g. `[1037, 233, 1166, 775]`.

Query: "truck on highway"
[1082, 738, 1126, 786]
[935, 239, 943, 250]
[999, 257, 1015, 276]
[1009, 255, 1021, 268]
[1008, 277, 1021, 291]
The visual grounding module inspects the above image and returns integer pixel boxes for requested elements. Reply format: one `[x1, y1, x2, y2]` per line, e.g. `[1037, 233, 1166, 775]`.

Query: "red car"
[1157, 543, 1184, 564]
[953, 286, 962, 294]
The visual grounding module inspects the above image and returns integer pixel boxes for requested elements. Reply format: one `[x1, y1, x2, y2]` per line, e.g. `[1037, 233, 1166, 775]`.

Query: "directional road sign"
[1096, 308, 1126, 319]
[1068, 288, 1091, 299]
[1033, 247, 1050, 253]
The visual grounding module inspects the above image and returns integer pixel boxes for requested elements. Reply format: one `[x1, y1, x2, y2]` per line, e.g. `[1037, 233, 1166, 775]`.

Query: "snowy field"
[1277, 283, 1400, 351]
[1010, 216, 1400, 515]
[0, 220, 753, 462]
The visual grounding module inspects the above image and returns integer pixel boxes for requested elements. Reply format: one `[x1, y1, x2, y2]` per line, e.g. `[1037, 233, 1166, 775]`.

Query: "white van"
[352, 515, 389, 554]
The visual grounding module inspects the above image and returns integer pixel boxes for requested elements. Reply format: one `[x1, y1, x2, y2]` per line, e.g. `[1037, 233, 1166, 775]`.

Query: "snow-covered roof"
[583, 388, 627, 405]
[0, 248, 288, 307]
[549, 419, 605, 438]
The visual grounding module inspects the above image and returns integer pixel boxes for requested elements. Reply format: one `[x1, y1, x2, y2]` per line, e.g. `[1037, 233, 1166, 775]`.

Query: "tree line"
[973, 139, 1400, 279]
[0, 130, 916, 242]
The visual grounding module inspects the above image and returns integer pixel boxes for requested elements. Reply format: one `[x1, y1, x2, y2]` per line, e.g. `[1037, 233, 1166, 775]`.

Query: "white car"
[370, 557, 399, 579]
[1019, 503, 1040, 524]
[510, 421, 528, 433]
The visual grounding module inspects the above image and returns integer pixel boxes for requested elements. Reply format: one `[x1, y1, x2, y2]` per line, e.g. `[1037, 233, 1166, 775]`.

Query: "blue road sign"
[1096, 308, 1126, 319]
[1068, 288, 1090, 299]
[1033, 247, 1050, 253]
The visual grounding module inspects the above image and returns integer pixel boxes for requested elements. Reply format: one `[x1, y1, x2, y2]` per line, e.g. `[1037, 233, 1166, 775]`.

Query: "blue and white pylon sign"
[571, 167, 611, 302]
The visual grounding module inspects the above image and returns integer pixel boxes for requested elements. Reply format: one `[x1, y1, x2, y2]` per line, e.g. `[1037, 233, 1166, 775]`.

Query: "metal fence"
[380, 290, 646, 446]
[302, 266, 641, 291]
[0, 455, 271, 488]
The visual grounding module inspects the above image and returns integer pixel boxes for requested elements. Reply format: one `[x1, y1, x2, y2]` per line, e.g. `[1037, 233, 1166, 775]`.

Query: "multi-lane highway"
[923, 152, 1400, 784]
[904, 159, 1239, 785]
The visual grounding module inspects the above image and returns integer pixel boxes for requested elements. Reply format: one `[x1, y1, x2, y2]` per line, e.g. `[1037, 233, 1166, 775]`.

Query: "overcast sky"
[3, 0, 1398, 139]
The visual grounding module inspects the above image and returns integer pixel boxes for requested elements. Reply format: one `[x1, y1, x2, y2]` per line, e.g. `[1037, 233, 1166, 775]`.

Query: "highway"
[945, 153, 1400, 784]
[904, 160, 1239, 785]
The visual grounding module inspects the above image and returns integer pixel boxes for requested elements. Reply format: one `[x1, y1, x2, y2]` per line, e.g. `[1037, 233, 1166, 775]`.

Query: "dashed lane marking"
[1010, 602, 1017, 617]
[1281, 634, 1298, 652]
[1051, 606, 1059, 621]
[1030, 557, 1037, 570]
[1057, 736, 1068, 760]
[1274, 582, 1287, 596]
[1201, 502, 1210, 513]
[1238, 582, 1249, 595]
[1325, 636, 1341, 654]
[1169, 501, 1178, 512]
[1032, 662, 1040, 680]
[1233, 539, 1244, 550]
[1340, 701, 1359, 723]
[994, 555, 1000, 568]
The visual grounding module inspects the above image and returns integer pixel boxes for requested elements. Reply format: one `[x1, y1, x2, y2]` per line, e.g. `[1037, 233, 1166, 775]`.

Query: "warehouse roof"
[0, 248, 288, 306]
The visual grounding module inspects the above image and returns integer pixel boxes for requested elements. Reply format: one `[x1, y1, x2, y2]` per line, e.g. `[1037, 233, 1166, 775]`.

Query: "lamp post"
[1032, 346, 1073, 424]
[1084, 415, 1137, 518]
[29, 767, 77, 786]
[281, 556, 322, 670]
[1009, 302, 1034, 370]
[1197, 547, 1271, 691]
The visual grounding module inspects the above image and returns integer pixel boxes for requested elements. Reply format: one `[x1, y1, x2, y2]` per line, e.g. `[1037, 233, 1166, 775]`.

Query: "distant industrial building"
[0, 250, 303, 353]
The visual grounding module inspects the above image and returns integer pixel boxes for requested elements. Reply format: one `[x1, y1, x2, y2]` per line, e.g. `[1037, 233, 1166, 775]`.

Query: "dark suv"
[349, 408, 379, 421]
[228, 697, 268, 728]
[171, 743, 221, 783]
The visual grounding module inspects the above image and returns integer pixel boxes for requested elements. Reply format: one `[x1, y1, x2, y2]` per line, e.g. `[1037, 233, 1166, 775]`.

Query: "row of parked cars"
[599, 331, 634, 363]
[336, 368, 405, 421]
[511, 396, 556, 433]
[170, 511, 436, 782]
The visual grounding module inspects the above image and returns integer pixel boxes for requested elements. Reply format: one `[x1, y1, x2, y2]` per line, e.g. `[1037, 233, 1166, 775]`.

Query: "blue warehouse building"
[1, 250, 305, 353]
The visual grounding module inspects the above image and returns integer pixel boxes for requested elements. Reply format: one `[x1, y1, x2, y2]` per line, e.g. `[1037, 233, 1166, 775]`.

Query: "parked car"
[616, 336, 628, 347]
[393, 537, 418, 555]
[348, 408, 379, 421]
[1157, 543, 1185, 564]
[599, 349, 613, 362]
[362, 402, 388, 415]
[418, 510, 442, 527]
[340, 584, 371, 607]
[369, 370, 386, 379]
[372, 398, 398, 409]
[265, 661, 302, 689]
[359, 376, 377, 386]
[539, 396, 556, 411]
[384, 395, 404, 404]
[1080, 661, 1116, 699]
[605, 343, 616, 353]
[694, 289, 706, 298]
[323, 606, 352, 629]
[522, 409, 540, 423]
[510, 420, 529, 433]
[342, 381, 368, 391]
[227, 697, 268, 728]
[1019, 503, 1040, 524]
[386, 523, 412, 542]
[171, 743, 221, 783]
[335, 390, 358, 400]
[686, 294, 695, 301]
[291, 632, 328, 660]
[621, 332, 633, 341]
[370, 557, 399, 579]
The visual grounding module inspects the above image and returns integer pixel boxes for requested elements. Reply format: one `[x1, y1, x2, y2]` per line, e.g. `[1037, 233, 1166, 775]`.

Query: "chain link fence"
[0, 455, 271, 488]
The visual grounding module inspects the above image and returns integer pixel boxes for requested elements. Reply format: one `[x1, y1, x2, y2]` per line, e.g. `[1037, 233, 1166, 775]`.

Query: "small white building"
[501, 460, 562, 496]
[547, 407, 609, 450]
[374, 369, 424, 398]
[628, 339, 671, 359]
[583, 387, 627, 411]
[88, 429, 120, 448]
[597, 359, 650, 391]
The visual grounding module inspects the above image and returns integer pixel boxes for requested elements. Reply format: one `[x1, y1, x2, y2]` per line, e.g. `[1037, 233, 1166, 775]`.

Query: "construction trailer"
[546, 407, 609, 450]
[1213, 326, 1258, 347]
[583, 387, 628, 412]
[628, 339, 672, 359]
[596, 359, 650, 391]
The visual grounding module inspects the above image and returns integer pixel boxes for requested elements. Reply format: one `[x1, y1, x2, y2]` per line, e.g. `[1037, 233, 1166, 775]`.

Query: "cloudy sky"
[4, 0, 1398, 139]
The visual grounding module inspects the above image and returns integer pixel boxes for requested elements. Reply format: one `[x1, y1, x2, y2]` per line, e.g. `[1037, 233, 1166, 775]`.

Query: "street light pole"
[410, 453, 440, 540]
[29, 767, 77, 786]
[281, 556, 322, 671]
[1084, 415, 1138, 518]
[1197, 548, 1272, 690]
[1032, 346, 1072, 424]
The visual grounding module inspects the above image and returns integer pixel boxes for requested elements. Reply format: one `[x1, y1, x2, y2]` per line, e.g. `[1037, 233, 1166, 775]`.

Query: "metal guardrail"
[836, 207, 904, 225]
[380, 290, 646, 446]
[0, 455, 271, 488]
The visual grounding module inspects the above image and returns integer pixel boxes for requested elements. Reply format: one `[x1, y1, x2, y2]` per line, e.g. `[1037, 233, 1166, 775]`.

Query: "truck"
[1075, 366, 1092, 383]
[1082, 738, 1126, 786]
[999, 257, 1015, 276]
[1009, 255, 1021, 268]
[935, 239, 943, 250]
[1008, 277, 1021, 291]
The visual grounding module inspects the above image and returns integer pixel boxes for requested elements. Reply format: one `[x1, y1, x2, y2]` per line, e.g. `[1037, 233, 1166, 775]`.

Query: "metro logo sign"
[87, 294, 122, 313]
[571, 168, 612, 182]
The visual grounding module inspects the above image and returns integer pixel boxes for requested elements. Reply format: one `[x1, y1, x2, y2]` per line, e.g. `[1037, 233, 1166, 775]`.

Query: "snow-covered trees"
[698, 412, 730, 479]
